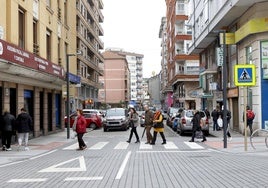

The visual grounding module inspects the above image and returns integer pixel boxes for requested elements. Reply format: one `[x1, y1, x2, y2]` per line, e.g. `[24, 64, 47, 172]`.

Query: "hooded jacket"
[1, 112, 16, 131]
[16, 112, 32, 133]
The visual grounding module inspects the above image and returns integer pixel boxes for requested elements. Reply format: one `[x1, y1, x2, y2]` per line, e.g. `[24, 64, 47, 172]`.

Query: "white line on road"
[139, 141, 152, 150]
[8, 178, 47, 183]
[114, 142, 129, 149]
[184, 141, 205, 149]
[64, 177, 103, 181]
[115, 151, 131, 180]
[30, 149, 57, 160]
[136, 150, 210, 153]
[89, 142, 108, 150]
[164, 141, 179, 149]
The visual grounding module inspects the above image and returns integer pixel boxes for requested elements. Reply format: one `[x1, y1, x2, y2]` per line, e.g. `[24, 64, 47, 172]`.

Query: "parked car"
[103, 108, 129, 132]
[166, 107, 181, 127]
[64, 112, 102, 130]
[176, 110, 209, 136]
[83, 109, 105, 122]
[137, 111, 145, 127]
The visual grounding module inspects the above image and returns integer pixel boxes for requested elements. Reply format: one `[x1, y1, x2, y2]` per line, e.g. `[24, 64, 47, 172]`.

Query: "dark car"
[103, 108, 129, 132]
[65, 112, 102, 130]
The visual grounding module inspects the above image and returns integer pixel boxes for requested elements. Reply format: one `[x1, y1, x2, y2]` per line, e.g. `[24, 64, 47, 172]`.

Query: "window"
[46, 29, 52, 61]
[46, 0, 51, 7]
[33, 20, 39, 54]
[246, 46, 253, 64]
[64, 0, 68, 25]
[18, 8, 25, 49]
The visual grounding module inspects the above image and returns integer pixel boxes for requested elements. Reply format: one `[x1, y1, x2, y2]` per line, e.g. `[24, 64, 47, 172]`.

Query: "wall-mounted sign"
[234, 64, 256, 86]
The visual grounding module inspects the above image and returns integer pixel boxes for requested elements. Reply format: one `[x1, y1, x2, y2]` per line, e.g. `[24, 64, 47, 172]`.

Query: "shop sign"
[0, 39, 64, 79]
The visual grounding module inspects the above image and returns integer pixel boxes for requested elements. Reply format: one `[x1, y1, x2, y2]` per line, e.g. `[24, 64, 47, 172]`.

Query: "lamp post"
[66, 53, 76, 139]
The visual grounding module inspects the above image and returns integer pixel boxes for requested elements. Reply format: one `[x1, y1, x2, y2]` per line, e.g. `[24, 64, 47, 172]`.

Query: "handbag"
[153, 122, 164, 128]
[195, 130, 203, 139]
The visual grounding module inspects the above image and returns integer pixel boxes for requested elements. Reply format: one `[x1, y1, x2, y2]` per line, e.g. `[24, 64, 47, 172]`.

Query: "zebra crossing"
[63, 141, 205, 151]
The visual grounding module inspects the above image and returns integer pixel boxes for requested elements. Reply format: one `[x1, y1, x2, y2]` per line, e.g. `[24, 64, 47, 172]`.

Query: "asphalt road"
[0, 125, 267, 188]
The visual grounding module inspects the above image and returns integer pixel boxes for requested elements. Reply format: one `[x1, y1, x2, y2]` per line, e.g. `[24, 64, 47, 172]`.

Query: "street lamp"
[66, 51, 82, 139]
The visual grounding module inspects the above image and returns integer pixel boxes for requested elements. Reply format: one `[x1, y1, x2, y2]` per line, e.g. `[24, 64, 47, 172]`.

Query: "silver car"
[177, 110, 209, 136]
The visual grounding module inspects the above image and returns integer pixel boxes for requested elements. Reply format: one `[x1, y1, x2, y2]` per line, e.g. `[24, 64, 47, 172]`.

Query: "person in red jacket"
[75, 109, 87, 150]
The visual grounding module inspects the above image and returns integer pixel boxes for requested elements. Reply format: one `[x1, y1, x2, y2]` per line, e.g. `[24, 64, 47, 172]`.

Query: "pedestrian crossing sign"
[234, 64, 256, 86]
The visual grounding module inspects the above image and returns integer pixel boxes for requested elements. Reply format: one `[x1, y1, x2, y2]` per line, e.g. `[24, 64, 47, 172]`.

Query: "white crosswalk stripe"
[63, 141, 204, 150]
[164, 141, 179, 149]
[89, 142, 109, 150]
[114, 142, 129, 150]
[139, 141, 152, 150]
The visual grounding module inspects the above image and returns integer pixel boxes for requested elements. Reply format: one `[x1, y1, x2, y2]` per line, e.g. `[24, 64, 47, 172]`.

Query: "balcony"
[175, 54, 199, 61]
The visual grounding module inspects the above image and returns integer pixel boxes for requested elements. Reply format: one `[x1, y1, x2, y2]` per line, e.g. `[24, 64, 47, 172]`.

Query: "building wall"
[0, 0, 76, 137]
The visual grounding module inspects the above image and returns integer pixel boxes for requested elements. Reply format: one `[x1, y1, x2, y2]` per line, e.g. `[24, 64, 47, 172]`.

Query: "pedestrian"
[16, 108, 32, 151]
[205, 108, 210, 119]
[143, 105, 154, 144]
[219, 107, 232, 141]
[1, 110, 16, 151]
[189, 110, 207, 142]
[126, 107, 140, 143]
[150, 110, 166, 145]
[211, 108, 219, 131]
[244, 105, 255, 136]
[75, 109, 87, 150]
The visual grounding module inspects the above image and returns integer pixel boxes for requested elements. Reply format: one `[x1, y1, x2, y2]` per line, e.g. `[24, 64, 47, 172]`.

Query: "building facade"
[187, 0, 268, 133]
[100, 50, 130, 108]
[0, 0, 76, 136]
[165, 0, 201, 110]
[75, 0, 104, 110]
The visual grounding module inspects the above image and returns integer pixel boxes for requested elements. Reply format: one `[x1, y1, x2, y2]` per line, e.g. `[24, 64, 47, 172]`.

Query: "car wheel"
[89, 123, 97, 130]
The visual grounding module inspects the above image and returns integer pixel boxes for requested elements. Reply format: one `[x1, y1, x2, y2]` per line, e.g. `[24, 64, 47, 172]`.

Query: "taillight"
[182, 118, 186, 124]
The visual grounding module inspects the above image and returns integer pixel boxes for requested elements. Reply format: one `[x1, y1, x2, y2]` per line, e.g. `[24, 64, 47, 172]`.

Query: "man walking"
[143, 105, 154, 144]
[1, 110, 16, 151]
[16, 108, 32, 151]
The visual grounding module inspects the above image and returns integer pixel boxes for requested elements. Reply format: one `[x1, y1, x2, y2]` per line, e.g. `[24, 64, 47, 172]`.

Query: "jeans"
[151, 131, 166, 144]
[247, 123, 253, 136]
[17, 132, 29, 147]
[2, 131, 13, 148]
[213, 120, 218, 131]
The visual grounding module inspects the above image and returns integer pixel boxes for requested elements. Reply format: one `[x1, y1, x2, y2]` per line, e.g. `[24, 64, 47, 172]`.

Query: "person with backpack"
[245, 105, 255, 136]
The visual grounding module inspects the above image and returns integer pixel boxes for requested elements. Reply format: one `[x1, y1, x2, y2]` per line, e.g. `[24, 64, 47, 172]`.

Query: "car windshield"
[186, 111, 194, 117]
[106, 109, 125, 116]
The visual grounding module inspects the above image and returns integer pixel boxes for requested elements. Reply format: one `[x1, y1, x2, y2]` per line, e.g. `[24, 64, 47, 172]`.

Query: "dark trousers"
[77, 133, 86, 148]
[2, 131, 12, 148]
[191, 130, 206, 141]
[128, 127, 139, 142]
[247, 123, 253, 136]
[145, 125, 153, 143]
[151, 131, 166, 144]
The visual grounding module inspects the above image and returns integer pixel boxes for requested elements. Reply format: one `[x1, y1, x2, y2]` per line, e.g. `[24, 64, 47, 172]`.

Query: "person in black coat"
[189, 110, 207, 142]
[16, 108, 32, 151]
[211, 108, 219, 131]
[1, 110, 16, 151]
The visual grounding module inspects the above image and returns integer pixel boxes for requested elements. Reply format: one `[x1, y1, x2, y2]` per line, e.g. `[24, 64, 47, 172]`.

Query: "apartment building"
[165, 0, 201, 110]
[100, 49, 130, 108]
[0, 0, 76, 136]
[187, 0, 268, 133]
[75, 0, 104, 110]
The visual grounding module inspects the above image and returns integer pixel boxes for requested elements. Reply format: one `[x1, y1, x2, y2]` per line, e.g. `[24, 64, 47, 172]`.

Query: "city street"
[0, 125, 268, 188]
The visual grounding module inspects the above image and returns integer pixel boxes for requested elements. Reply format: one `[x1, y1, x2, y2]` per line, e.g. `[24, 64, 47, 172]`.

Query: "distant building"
[147, 74, 161, 109]
[100, 48, 144, 108]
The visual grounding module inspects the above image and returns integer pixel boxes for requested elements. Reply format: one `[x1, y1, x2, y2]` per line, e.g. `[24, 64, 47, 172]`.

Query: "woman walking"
[126, 107, 140, 143]
[75, 109, 87, 150]
[150, 110, 166, 145]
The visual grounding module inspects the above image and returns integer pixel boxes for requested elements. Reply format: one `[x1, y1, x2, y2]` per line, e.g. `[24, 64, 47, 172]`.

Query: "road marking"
[30, 149, 57, 160]
[139, 141, 152, 149]
[136, 150, 210, 153]
[39, 156, 86, 172]
[115, 151, 131, 180]
[184, 141, 204, 149]
[64, 177, 103, 181]
[114, 142, 129, 149]
[164, 141, 178, 149]
[89, 142, 108, 150]
[0, 160, 25, 168]
[63, 142, 88, 150]
[8, 178, 47, 183]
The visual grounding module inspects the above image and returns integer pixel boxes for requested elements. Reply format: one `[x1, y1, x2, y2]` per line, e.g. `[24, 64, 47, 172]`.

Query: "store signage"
[0, 39, 64, 79]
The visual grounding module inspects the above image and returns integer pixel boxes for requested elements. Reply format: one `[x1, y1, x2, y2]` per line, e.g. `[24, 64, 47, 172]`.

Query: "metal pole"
[222, 31, 228, 148]
[66, 55, 70, 139]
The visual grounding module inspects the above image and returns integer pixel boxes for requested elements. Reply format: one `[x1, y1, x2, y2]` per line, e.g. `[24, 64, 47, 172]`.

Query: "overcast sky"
[101, 0, 166, 78]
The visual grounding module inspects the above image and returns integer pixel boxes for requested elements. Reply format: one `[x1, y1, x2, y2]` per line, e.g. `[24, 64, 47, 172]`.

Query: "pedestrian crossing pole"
[243, 87, 248, 151]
